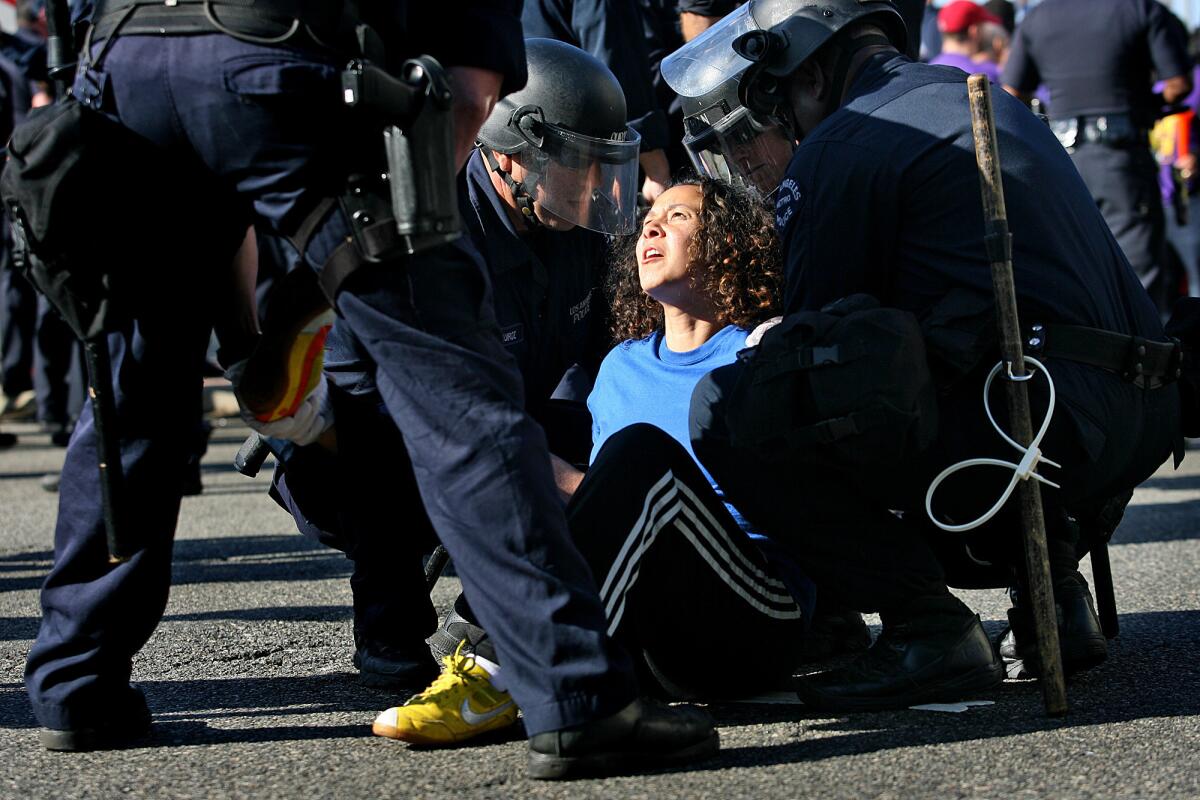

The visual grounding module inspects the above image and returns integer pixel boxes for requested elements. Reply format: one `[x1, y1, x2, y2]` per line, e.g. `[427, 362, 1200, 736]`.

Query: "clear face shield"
[682, 105, 794, 195]
[662, 3, 758, 101]
[516, 119, 642, 235]
[663, 3, 796, 195]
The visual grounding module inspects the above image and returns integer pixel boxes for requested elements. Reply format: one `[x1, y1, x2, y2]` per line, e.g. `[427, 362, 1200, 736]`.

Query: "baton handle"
[967, 74, 1068, 717]
[43, 0, 75, 88]
[83, 337, 135, 563]
[234, 434, 273, 478]
[425, 545, 450, 592]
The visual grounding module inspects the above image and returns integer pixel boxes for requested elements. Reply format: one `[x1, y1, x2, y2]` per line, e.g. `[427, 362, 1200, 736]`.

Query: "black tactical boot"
[350, 556, 440, 690]
[352, 599, 439, 690]
[353, 640, 440, 690]
[799, 603, 873, 663]
[796, 596, 1003, 711]
[39, 685, 152, 752]
[527, 698, 718, 780]
[997, 572, 1107, 679]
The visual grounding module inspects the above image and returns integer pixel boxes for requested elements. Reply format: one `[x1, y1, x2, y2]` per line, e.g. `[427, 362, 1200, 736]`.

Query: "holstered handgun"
[342, 57, 460, 255]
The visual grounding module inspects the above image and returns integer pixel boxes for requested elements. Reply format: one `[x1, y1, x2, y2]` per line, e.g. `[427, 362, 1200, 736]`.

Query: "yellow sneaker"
[372, 641, 518, 746]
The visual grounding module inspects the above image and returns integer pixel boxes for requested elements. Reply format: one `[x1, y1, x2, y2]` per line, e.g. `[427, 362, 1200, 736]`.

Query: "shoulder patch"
[775, 177, 803, 231]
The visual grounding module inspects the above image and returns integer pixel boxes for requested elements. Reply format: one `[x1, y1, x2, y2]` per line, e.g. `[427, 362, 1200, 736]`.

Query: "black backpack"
[724, 294, 939, 472]
[0, 98, 248, 339]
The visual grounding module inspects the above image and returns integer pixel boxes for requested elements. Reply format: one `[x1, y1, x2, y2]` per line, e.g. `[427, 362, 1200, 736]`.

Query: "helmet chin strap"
[480, 147, 542, 230]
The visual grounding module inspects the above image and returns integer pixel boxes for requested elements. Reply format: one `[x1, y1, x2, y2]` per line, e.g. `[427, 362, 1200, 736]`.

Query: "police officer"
[674, 0, 1182, 709]
[1002, 0, 1193, 314]
[267, 39, 636, 690]
[24, 1, 716, 778]
[521, 0, 674, 201]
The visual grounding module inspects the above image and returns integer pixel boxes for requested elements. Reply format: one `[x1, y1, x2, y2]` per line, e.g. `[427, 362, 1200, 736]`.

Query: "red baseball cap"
[938, 0, 1001, 34]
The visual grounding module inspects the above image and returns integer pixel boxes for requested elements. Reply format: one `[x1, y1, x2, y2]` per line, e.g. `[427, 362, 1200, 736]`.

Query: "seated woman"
[374, 178, 816, 746]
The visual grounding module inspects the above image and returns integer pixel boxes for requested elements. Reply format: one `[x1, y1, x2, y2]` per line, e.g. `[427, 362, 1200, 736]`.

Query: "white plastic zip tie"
[925, 356, 1061, 533]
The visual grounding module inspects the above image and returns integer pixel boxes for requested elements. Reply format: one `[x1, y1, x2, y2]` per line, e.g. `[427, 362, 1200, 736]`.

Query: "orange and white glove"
[231, 367, 333, 447]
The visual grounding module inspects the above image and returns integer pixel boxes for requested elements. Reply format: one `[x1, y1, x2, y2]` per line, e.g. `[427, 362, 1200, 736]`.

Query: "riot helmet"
[476, 38, 641, 235]
[663, 1, 906, 191]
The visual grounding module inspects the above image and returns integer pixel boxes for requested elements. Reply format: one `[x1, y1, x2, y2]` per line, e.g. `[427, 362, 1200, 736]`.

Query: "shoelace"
[404, 640, 481, 706]
[925, 357, 1061, 533]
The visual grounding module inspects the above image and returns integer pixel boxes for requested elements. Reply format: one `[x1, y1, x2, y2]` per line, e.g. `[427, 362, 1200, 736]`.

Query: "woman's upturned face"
[636, 184, 703, 306]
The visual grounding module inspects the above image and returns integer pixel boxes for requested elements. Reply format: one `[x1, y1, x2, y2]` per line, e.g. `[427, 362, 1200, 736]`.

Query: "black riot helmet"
[733, 0, 905, 118]
[733, 0, 906, 81]
[663, 1, 906, 192]
[476, 38, 641, 235]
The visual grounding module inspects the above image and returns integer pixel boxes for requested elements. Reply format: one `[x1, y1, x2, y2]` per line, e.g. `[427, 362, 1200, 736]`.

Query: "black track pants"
[566, 423, 806, 699]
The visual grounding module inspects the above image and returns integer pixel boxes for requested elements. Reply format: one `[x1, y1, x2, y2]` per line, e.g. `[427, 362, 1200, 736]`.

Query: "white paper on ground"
[908, 700, 996, 713]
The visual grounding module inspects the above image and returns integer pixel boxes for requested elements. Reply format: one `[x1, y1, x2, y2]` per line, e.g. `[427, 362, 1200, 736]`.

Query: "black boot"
[799, 603, 873, 663]
[353, 638, 440, 690]
[796, 596, 1003, 711]
[527, 699, 718, 780]
[39, 685, 152, 752]
[349, 554, 439, 690]
[351, 596, 438, 690]
[998, 572, 1107, 678]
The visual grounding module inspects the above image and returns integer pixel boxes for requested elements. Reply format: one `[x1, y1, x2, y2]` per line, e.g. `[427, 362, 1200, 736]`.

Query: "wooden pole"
[966, 74, 1068, 717]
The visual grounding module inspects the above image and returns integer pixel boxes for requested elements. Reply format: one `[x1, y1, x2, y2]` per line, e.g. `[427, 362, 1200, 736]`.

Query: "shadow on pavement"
[162, 605, 353, 624]
[1112, 500, 1200, 544]
[0, 535, 350, 593]
[0, 672, 405, 731]
[1139, 473, 1200, 492]
[0, 617, 39, 641]
[170, 535, 350, 586]
[705, 609, 1200, 769]
[0, 603, 353, 644]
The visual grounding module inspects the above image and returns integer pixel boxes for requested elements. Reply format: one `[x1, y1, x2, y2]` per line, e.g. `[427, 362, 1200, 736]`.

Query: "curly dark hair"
[607, 177, 783, 343]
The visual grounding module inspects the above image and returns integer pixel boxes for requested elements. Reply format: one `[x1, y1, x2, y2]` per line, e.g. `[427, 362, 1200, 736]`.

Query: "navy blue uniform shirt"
[1002, 0, 1190, 123]
[460, 150, 611, 413]
[522, 0, 670, 150]
[775, 53, 1163, 340]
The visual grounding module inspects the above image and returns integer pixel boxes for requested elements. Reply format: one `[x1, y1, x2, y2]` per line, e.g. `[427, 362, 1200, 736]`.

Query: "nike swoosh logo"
[460, 697, 514, 726]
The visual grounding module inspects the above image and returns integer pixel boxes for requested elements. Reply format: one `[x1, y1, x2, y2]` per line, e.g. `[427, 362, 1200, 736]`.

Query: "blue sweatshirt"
[587, 325, 754, 533]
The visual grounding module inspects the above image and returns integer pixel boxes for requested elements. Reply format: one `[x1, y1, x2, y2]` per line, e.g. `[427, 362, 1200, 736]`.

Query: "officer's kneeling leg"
[267, 378, 441, 688]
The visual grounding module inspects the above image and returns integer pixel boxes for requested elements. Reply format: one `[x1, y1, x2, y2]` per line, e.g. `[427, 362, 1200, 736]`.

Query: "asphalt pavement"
[1, 418, 1198, 799]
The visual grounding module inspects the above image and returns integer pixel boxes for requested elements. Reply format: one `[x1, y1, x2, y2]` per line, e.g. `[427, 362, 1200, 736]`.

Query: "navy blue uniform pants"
[690, 357, 1181, 616]
[1072, 144, 1169, 313]
[26, 33, 634, 736]
[269, 318, 599, 655]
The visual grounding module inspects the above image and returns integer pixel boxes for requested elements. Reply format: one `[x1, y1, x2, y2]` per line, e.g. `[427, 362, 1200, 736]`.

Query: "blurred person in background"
[977, 19, 1011, 67]
[1152, 25, 1200, 299]
[930, 0, 1004, 82]
[679, 0, 739, 41]
[1003, 0, 1193, 315]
